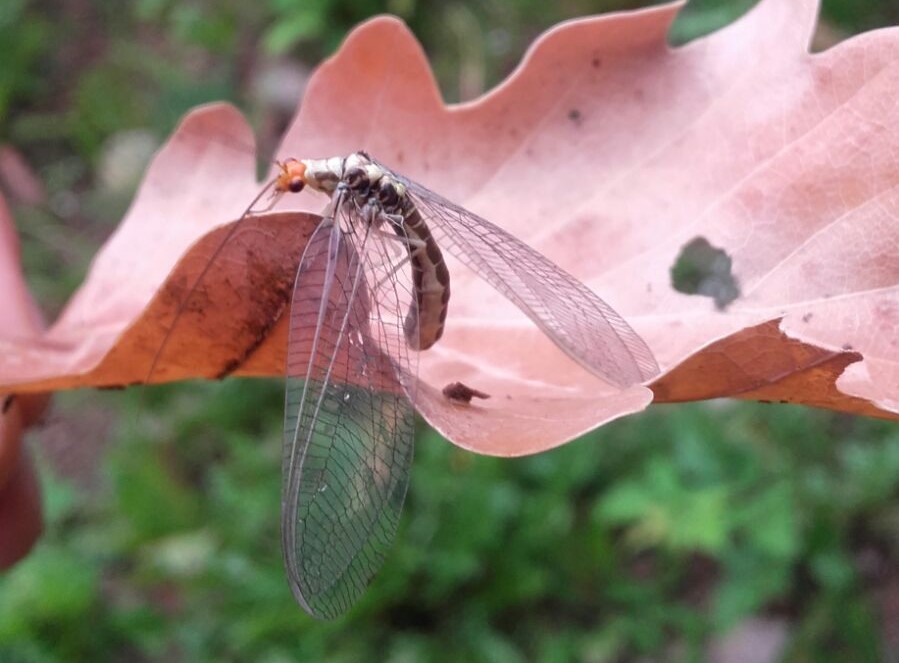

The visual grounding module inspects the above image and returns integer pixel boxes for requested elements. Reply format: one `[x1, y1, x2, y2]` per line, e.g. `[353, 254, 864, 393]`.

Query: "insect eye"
[275, 159, 306, 194]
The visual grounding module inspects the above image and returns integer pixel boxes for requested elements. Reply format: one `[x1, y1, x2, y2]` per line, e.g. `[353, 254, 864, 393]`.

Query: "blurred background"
[3, 0, 899, 661]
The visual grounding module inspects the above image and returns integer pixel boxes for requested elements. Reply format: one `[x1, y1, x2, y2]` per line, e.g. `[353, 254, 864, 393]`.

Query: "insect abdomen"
[398, 201, 449, 350]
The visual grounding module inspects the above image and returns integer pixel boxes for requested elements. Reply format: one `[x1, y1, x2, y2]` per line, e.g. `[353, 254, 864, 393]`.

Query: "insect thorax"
[302, 152, 409, 219]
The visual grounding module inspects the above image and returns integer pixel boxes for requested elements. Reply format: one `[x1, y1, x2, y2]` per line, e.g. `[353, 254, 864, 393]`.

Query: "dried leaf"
[1, 0, 898, 456]
[0, 193, 45, 566]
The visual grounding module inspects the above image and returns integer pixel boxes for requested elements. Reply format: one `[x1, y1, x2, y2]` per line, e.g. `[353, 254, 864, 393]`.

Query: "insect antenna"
[142, 177, 282, 386]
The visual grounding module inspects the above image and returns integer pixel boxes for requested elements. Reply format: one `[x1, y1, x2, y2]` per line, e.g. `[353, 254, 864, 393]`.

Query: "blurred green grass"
[2, 1, 899, 661]
[8, 389, 899, 661]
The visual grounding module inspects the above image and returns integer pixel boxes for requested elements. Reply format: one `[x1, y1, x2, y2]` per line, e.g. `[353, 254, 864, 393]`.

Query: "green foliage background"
[2, 1, 899, 661]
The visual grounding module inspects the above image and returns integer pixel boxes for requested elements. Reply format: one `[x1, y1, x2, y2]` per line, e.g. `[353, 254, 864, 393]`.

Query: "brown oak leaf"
[1, 0, 897, 456]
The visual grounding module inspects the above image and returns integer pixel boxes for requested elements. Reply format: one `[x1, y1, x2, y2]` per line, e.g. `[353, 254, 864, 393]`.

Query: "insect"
[268, 152, 658, 619]
[157, 151, 659, 620]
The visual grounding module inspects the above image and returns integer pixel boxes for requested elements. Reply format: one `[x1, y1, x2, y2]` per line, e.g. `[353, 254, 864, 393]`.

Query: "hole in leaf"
[670, 237, 740, 309]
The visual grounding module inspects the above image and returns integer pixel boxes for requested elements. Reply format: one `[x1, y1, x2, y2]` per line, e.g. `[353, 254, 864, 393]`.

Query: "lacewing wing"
[281, 191, 418, 618]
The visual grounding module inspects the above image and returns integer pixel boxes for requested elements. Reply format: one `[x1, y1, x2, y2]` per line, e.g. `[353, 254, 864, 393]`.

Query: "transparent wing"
[282, 195, 419, 620]
[388, 168, 659, 387]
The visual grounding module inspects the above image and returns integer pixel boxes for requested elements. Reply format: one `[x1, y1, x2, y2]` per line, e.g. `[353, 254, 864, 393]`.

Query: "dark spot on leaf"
[591, 56, 602, 68]
[759, 400, 772, 404]
[443, 382, 490, 404]
[802, 313, 813, 323]
[568, 109, 582, 125]
[670, 237, 740, 310]
[841, 343, 854, 351]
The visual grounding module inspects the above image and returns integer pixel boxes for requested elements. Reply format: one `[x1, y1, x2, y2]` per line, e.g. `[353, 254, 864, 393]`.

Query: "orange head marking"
[275, 158, 306, 194]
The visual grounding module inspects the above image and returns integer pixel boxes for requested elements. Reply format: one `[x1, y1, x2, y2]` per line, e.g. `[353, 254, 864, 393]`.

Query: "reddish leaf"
[0, 405, 43, 570]
[1, 0, 898, 456]
[0, 192, 45, 567]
